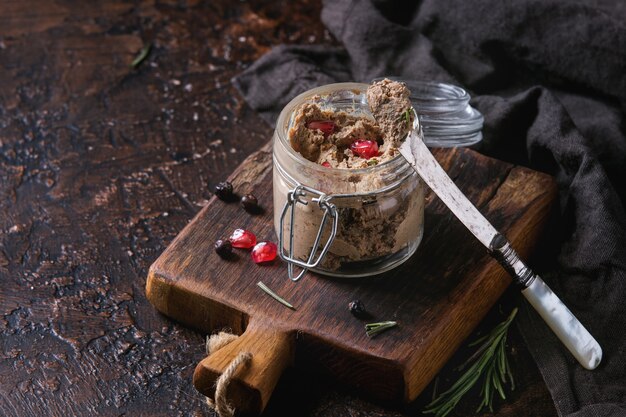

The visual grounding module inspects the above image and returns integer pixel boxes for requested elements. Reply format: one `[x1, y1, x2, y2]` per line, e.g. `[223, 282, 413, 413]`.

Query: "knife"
[399, 120, 602, 370]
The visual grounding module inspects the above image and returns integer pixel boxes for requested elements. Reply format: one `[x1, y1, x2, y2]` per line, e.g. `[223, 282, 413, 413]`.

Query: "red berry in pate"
[306, 120, 336, 136]
[350, 139, 379, 159]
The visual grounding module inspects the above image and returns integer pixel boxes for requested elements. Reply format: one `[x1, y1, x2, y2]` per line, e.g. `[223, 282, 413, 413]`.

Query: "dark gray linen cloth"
[233, 1, 626, 415]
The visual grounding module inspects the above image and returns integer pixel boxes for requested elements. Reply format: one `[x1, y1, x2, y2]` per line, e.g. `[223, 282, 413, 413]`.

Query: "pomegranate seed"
[350, 139, 379, 159]
[321, 162, 331, 168]
[251, 241, 278, 264]
[229, 229, 257, 249]
[306, 120, 335, 136]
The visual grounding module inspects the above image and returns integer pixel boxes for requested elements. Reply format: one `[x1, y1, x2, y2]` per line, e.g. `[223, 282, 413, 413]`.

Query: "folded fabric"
[233, 1, 626, 415]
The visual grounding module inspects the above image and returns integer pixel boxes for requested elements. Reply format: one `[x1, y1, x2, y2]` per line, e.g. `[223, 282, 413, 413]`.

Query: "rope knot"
[204, 331, 252, 417]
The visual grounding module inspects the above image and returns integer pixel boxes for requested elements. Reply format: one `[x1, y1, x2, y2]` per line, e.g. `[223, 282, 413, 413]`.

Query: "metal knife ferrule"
[489, 234, 537, 288]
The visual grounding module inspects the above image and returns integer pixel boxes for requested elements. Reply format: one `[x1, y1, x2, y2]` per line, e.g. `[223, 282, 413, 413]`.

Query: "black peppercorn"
[349, 300, 368, 318]
[214, 181, 234, 201]
[214, 239, 233, 258]
[241, 193, 260, 213]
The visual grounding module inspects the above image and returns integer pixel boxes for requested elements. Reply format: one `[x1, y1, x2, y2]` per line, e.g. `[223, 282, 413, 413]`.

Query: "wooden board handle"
[193, 320, 294, 415]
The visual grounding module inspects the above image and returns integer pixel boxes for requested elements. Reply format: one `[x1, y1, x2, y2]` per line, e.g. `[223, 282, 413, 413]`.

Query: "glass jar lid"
[372, 79, 484, 148]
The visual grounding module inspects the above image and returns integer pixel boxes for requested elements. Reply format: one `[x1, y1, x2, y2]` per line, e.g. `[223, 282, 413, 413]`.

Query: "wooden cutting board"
[146, 142, 556, 414]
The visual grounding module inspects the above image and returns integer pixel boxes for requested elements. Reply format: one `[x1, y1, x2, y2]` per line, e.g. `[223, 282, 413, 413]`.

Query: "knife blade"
[399, 123, 602, 370]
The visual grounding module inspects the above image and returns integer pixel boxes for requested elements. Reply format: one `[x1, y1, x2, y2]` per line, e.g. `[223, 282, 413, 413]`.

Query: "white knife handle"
[489, 234, 602, 370]
[523, 277, 602, 370]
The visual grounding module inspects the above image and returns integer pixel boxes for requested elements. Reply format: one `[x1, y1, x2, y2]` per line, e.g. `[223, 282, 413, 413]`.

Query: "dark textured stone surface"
[0, 1, 556, 416]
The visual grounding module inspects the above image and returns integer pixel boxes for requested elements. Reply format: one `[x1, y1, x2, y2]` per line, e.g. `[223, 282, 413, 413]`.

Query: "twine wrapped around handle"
[194, 323, 293, 415]
[204, 331, 252, 417]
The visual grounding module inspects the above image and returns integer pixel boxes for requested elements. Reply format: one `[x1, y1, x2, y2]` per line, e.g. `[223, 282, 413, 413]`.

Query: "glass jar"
[272, 83, 425, 279]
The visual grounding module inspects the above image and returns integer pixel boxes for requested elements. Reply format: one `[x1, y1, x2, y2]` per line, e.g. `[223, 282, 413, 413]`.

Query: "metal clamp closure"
[279, 184, 338, 281]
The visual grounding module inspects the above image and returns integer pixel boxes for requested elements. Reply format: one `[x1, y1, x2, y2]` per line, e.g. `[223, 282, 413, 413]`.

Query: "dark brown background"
[0, 1, 557, 416]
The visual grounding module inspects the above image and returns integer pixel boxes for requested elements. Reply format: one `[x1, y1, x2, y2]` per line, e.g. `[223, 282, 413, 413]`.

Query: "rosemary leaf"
[131, 43, 152, 68]
[506, 356, 516, 391]
[494, 371, 506, 399]
[257, 281, 296, 310]
[424, 308, 518, 417]
[365, 321, 397, 337]
[498, 342, 506, 379]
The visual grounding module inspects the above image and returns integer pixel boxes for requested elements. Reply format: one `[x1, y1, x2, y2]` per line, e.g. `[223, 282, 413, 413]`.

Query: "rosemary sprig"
[131, 43, 152, 68]
[365, 321, 397, 337]
[257, 281, 296, 310]
[423, 308, 517, 417]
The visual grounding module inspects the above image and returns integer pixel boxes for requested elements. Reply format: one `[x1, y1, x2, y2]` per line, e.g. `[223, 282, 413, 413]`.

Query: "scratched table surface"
[0, 1, 558, 416]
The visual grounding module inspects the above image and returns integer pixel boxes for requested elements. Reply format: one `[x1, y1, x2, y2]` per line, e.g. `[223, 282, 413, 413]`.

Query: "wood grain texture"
[147, 142, 557, 411]
[0, 0, 560, 415]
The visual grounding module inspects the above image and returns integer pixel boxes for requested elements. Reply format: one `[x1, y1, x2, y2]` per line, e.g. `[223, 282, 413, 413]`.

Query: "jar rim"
[274, 82, 415, 178]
